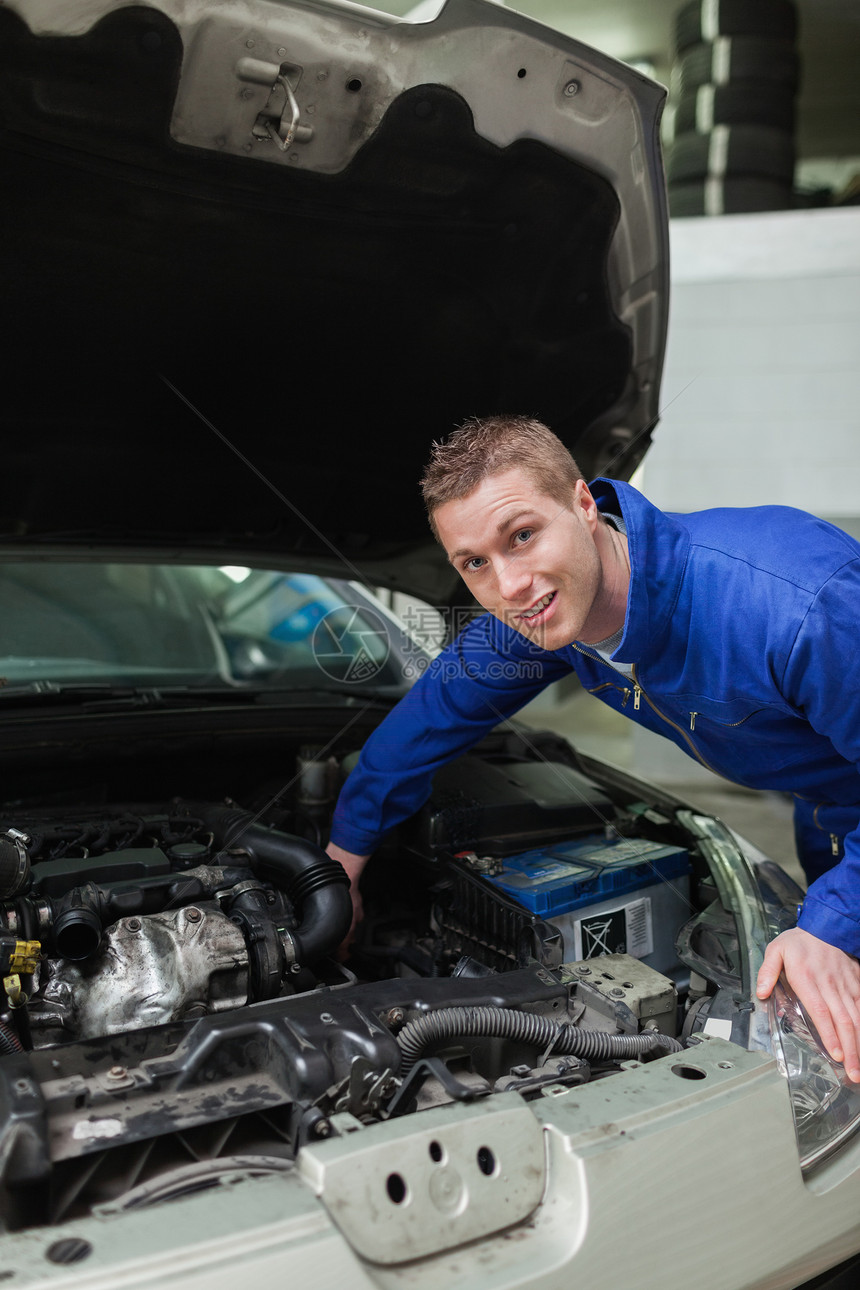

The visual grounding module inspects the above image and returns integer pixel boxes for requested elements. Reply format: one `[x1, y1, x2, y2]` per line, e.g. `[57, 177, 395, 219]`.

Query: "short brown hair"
[420, 415, 585, 540]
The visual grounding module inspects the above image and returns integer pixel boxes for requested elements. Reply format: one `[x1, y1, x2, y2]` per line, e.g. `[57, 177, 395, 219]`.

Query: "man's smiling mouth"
[519, 592, 556, 621]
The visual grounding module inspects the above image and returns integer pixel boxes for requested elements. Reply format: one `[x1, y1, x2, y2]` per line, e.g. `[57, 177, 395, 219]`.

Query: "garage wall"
[636, 205, 860, 540]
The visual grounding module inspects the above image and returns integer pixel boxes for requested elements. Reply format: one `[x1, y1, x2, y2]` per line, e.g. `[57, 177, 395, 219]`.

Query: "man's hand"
[757, 927, 860, 1083]
[326, 841, 369, 958]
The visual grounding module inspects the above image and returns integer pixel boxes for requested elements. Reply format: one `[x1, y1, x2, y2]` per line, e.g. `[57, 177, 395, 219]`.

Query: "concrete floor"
[518, 680, 806, 891]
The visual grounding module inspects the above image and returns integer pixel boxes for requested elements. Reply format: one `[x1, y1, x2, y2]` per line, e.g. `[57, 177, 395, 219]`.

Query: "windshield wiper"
[0, 681, 397, 710]
[250, 684, 400, 703]
[0, 682, 236, 709]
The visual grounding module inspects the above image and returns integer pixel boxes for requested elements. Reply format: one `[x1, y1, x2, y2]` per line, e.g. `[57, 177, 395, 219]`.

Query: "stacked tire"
[666, 0, 801, 217]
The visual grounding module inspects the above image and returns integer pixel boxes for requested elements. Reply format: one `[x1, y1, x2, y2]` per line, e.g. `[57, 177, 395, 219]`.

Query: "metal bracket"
[384, 1057, 491, 1120]
[334, 1056, 397, 1118]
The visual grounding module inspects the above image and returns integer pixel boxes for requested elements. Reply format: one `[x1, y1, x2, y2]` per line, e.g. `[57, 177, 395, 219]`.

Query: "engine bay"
[0, 720, 762, 1232]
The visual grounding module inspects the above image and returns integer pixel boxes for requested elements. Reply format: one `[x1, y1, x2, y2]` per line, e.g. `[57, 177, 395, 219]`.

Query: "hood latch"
[236, 58, 314, 151]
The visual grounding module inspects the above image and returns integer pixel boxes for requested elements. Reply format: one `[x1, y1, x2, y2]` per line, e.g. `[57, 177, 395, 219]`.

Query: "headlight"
[677, 811, 860, 1172]
[769, 973, 860, 1172]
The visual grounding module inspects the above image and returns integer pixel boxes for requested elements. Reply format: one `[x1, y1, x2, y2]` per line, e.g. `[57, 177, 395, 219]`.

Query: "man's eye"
[464, 557, 485, 573]
[514, 528, 533, 545]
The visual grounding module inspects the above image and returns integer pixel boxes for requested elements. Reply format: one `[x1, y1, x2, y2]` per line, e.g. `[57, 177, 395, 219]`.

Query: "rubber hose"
[198, 805, 352, 964]
[396, 1005, 684, 1073]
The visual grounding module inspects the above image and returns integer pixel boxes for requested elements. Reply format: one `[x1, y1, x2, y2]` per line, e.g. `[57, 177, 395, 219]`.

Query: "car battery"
[482, 833, 691, 978]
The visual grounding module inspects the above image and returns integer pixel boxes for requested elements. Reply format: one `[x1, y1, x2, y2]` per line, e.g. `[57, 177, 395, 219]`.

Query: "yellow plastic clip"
[9, 941, 40, 975]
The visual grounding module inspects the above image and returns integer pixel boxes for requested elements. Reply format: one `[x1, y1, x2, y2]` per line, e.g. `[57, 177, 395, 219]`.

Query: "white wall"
[636, 206, 860, 539]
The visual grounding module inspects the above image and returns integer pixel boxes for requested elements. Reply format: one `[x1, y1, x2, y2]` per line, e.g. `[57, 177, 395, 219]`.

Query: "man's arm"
[326, 614, 571, 945]
[329, 613, 569, 858]
[756, 927, 860, 1083]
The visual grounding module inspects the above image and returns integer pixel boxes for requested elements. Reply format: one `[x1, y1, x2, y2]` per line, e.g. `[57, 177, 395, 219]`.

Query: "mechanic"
[326, 414, 860, 1083]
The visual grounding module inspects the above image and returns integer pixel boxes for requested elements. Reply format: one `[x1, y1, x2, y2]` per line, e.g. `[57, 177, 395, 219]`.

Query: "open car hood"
[1, 0, 668, 604]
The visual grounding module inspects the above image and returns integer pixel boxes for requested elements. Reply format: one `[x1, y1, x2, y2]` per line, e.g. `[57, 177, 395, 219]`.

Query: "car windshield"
[0, 562, 422, 693]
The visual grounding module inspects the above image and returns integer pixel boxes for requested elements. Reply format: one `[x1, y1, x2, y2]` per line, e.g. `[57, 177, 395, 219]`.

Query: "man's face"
[434, 466, 619, 650]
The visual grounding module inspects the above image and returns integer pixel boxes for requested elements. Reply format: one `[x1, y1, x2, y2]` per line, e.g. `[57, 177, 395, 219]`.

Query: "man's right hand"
[326, 841, 369, 958]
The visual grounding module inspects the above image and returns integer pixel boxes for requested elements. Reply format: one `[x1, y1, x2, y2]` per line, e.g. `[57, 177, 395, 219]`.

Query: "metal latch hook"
[240, 58, 314, 150]
[267, 72, 301, 151]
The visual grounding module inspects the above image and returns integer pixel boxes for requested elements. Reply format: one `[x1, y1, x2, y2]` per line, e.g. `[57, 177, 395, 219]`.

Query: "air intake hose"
[197, 805, 352, 965]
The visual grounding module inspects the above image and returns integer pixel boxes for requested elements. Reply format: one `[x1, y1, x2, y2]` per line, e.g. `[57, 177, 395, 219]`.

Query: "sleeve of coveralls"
[329, 615, 572, 857]
[784, 557, 860, 959]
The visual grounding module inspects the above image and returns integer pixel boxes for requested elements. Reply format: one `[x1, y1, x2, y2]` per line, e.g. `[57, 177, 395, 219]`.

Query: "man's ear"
[574, 479, 600, 531]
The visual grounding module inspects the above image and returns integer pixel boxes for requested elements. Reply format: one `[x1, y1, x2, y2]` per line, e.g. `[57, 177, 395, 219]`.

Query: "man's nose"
[495, 554, 531, 601]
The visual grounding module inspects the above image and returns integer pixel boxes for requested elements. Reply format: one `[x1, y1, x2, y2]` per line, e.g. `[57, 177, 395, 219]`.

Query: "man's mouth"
[519, 591, 556, 622]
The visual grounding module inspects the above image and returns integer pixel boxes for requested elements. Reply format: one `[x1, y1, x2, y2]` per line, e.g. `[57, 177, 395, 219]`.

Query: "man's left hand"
[757, 927, 860, 1083]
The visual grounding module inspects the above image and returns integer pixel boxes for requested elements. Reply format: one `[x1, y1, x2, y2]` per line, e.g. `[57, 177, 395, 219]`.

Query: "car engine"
[0, 726, 753, 1233]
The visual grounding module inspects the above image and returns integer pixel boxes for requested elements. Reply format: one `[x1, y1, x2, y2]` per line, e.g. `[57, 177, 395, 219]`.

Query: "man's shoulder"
[600, 477, 858, 559]
[677, 504, 860, 590]
[676, 501, 858, 548]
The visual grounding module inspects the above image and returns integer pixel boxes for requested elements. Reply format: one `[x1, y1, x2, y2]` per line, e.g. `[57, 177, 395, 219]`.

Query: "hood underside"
[1, 0, 668, 604]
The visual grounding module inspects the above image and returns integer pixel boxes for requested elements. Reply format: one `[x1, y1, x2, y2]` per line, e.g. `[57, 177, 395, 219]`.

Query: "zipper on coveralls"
[811, 803, 843, 856]
[587, 679, 635, 708]
[626, 662, 725, 777]
[573, 648, 724, 774]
